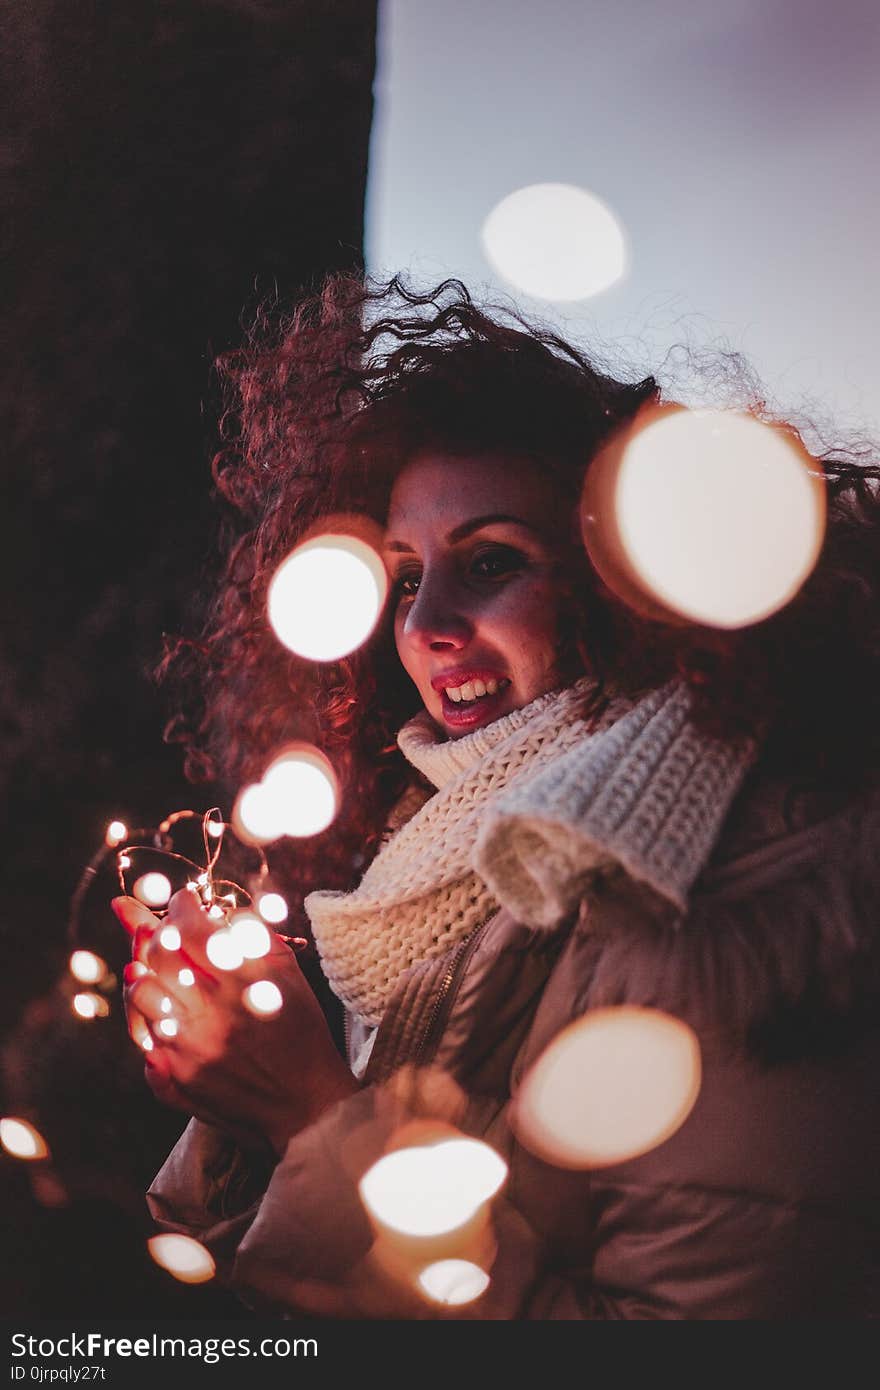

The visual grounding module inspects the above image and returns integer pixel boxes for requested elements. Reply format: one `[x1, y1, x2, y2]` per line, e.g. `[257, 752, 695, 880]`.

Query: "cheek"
[499, 580, 562, 655]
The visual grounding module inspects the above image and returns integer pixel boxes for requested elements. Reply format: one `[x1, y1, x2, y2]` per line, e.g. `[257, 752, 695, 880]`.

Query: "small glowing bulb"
[258, 892, 289, 924]
[205, 929, 244, 972]
[69, 949, 107, 984]
[160, 996, 172, 1014]
[418, 1259, 490, 1306]
[118, 854, 131, 870]
[177, 968, 195, 988]
[242, 980, 283, 1017]
[73, 992, 109, 1019]
[206, 820, 224, 838]
[197, 873, 209, 886]
[159, 925, 181, 951]
[1, 1117, 50, 1161]
[147, 1234, 216, 1285]
[133, 872, 172, 907]
[128, 960, 148, 979]
[158, 1017, 178, 1038]
[207, 904, 225, 920]
[105, 820, 127, 847]
[229, 914, 272, 960]
[141, 1034, 154, 1052]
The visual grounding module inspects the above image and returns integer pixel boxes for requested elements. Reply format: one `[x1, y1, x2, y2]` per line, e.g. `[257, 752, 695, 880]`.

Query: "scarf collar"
[306, 679, 756, 1025]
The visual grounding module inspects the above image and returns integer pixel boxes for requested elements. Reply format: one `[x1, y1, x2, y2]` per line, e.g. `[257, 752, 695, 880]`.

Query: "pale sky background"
[365, 0, 879, 449]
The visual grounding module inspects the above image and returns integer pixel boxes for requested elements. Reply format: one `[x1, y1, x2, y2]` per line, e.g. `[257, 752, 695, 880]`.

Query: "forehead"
[385, 450, 560, 536]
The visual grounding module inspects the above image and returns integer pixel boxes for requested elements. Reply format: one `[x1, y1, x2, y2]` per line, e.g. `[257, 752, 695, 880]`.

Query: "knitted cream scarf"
[305, 678, 756, 1026]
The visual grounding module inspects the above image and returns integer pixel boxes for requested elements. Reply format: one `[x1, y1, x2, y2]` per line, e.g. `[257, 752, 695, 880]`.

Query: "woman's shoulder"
[581, 766, 880, 1060]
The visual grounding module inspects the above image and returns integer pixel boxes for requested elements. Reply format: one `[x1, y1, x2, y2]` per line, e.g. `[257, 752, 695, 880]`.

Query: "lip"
[433, 671, 512, 732]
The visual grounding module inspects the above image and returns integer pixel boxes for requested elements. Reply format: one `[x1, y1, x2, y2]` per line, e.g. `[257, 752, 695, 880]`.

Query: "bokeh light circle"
[73, 992, 109, 1020]
[582, 405, 826, 629]
[513, 1006, 701, 1169]
[205, 929, 245, 972]
[233, 746, 339, 845]
[242, 980, 284, 1017]
[359, 1137, 507, 1238]
[229, 914, 272, 960]
[267, 534, 387, 661]
[257, 892, 289, 924]
[418, 1259, 490, 1305]
[1, 1116, 49, 1161]
[133, 872, 172, 908]
[482, 182, 627, 301]
[147, 1234, 216, 1284]
[69, 950, 107, 984]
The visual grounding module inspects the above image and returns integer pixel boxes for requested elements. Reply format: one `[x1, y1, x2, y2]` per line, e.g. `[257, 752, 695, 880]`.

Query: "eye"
[391, 567, 421, 602]
[470, 544, 526, 579]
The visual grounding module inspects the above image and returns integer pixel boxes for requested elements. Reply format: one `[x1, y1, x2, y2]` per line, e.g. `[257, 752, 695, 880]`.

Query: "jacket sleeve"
[147, 1087, 671, 1319]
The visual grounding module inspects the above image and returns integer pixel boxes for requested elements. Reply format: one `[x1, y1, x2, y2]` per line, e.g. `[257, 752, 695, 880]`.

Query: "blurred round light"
[229, 914, 272, 960]
[147, 1234, 215, 1285]
[105, 820, 127, 847]
[159, 925, 181, 951]
[73, 992, 109, 1020]
[359, 1138, 507, 1238]
[482, 182, 627, 301]
[257, 892, 289, 924]
[582, 406, 825, 629]
[69, 950, 106, 985]
[205, 929, 244, 972]
[242, 980, 283, 1017]
[133, 872, 172, 908]
[267, 534, 387, 662]
[158, 1017, 179, 1039]
[234, 746, 338, 845]
[141, 1034, 154, 1052]
[206, 820, 224, 838]
[177, 968, 195, 988]
[160, 996, 173, 1014]
[1, 1117, 49, 1161]
[418, 1259, 490, 1306]
[513, 1006, 701, 1169]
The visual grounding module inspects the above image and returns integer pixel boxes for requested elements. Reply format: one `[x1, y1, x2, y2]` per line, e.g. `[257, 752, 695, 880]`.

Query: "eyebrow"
[384, 513, 543, 554]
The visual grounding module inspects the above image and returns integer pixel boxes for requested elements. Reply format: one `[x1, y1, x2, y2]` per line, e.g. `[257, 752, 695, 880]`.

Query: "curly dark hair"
[158, 274, 880, 915]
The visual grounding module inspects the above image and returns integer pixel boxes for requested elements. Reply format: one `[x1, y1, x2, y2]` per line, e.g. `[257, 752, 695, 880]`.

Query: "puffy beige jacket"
[148, 771, 880, 1318]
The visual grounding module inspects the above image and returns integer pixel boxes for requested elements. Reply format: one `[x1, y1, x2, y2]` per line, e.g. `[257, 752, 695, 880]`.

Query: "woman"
[116, 276, 880, 1318]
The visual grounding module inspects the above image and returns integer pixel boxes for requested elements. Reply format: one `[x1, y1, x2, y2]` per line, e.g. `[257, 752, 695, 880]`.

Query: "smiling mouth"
[439, 680, 511, 730]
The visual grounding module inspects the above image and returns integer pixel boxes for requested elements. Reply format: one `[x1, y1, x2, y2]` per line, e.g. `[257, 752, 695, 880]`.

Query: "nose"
[399, 567, 473, 652]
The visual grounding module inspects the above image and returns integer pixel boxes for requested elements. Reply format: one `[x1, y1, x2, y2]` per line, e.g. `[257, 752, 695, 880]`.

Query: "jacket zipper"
[412, 917, 491, 1068]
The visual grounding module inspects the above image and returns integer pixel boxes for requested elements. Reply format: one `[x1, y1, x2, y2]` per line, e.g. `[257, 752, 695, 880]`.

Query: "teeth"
[444, 678, 508, 703]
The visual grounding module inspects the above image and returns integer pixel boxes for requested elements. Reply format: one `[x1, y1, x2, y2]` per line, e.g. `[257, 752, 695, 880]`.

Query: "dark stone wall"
[1, 0, 377, 1316]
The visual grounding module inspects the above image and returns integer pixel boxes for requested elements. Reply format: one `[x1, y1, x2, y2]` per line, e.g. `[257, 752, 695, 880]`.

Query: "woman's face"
[383, 451, 575, 738]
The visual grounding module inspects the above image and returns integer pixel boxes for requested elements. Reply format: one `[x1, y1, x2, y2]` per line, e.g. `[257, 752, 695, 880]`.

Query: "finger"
[142, 1060, 192, 1112]
[111, 896, 162, 938]
[163, 887, 225, 976]
[142, 928, 216, 1004]
[132, 922, 158, 966]
[126, 972, 188, 1035]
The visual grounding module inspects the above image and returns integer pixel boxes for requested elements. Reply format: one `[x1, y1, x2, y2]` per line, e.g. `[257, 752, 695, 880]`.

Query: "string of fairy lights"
[1, 405, 828, 1306]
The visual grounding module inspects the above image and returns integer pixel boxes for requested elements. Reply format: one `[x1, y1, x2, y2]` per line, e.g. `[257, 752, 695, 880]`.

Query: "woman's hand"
[112, 889, 358, 1156]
